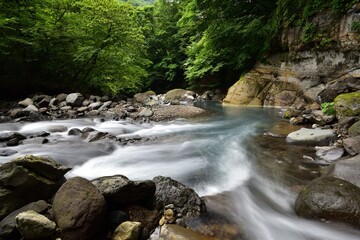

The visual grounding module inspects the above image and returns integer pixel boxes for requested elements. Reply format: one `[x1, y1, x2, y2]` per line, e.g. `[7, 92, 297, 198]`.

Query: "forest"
[0, 0, 358, 99]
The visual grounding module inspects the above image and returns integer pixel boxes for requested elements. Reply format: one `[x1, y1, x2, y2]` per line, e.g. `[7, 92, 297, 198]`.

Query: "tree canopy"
[0, 0, 357, 98]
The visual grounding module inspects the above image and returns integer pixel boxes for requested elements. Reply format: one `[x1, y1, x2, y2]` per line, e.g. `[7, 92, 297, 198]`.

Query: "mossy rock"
[348, 121, 360, 137]
[334, 92, 360, 118]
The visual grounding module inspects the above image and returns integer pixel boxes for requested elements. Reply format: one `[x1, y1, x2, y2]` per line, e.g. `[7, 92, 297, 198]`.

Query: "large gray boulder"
[343, 136, 360, 156]
[53, 177, 106, 240]
[153, 176, 206, 218]
[15, 210, 56, 240]
[295, 177, 360, 228]
[66, 93, 84, 107]
[92, 175, 155, 207]
[0, 155, 69, 220]
[325, 154, 360, 188]
[315, 146, 344, 162]
[286, 128, 336, 146]
[0, 200, 48, 240]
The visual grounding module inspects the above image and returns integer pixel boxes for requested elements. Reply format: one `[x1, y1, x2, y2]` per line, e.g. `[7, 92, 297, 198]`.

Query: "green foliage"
[321, 102, 336, 116]
[352, 21, 360, 33]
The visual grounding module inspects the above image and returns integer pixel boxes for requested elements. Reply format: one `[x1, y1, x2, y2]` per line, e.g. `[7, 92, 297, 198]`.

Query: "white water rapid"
[1, 103, 360, 240]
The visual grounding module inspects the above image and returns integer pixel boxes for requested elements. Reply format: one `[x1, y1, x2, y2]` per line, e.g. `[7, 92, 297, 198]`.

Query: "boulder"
[295, 177, 360, 228]
[0, 156, 69, 220]
[348, 121, 360, 137]
[92, 175, 156, 207]
[49, 98, 59, 107]
[286, 128, 336, 146]
[334, 92, 360, 118]
[138, 108, 154, 117]
[18, 98, 33, 108]
[0, 200, 48, 240]
[68, 128, 82, 136]
[315, 146, 344, 162]
[112, 221, 141, 240]
[343, 136, 360, 156]
[0, 132, 26, 146]
[10, 109, 24, 118]
[12, 155, 71, 181]
[153, 176, 206, 218]
[165, 89, 195, 102]
[77, 106, 88, 112]
[325, 154, 360, 188]
[66, 93, 84, 107]
[134, 91, 156, 103]
[53, 177, 106, 240]
[16, 210, 56, 240]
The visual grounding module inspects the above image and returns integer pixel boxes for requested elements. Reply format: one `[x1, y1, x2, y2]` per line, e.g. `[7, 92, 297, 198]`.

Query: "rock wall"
[224, 7, 360, 108]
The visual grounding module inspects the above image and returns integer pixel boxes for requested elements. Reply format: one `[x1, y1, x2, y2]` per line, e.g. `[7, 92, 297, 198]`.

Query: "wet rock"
[295, 177, 360, 228]
[0, 200, 49, 240]
[37, 96, 51, 108]
[159, 209, 176, 226]
[307, 110, 336, 125]
[82, 100, 90, 106]
[92, 175, 156, 207]
[56, 93, 67, 103]
[153, 176, 206, 218]
[99, 101, 113, 111]
[77, 106, 88, 112]
[22, 137, 49, 145]
[0, 132, 26, 147]
[286, 128, 336, 146]
[18, 98, 33, 108]
[325, 154, 360, 188]
[334, 92, 360, 118]
[47, 125, 68, 133]
[126, 106, 137, 113]
[348, 121, 360, 137]
[16, 210, 56, 240]
[0, 149, 17, 157]
[49, 98, 59, 107]
[66, 93, 84, 107]
[60, 106, 72, 111]
[290, 116, 305, 125]
[138, 108, 154, 117]
[125, 205, 161, 239]
[23, 105, 38, 112]
[10, 109, 24, 118]
[134, 91, 156, 103]
[165, 89, 194, 102]
[88, 102, 102, 110]
[343, 136, 360, 156]
[0, 156, 67, 220]
[68, 128, 82, 136]
[315, 146, 344, 162]
[85, 131, 110, 142]
[106, 210, 129, 229]
[53, 177, 106, 240]
[12, 155, 71, 181]
[160, 224, 215, 240]
[112, 221, 141, 240]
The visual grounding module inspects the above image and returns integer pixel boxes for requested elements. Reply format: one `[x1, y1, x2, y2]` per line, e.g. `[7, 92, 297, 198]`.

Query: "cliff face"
[223, 6, 360, 108]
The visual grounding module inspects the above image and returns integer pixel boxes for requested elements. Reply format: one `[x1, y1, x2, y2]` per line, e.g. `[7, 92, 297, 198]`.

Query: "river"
[1, 102, 360, 240]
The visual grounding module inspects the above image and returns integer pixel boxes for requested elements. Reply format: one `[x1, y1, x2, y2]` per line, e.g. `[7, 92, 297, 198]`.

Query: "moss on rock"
[334, 92, 360, 118]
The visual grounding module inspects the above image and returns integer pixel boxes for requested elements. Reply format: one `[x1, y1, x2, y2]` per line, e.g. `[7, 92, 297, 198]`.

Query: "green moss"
[334, 92, 360, 118]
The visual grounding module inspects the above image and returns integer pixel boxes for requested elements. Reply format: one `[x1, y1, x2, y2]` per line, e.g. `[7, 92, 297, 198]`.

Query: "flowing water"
[1, 103, 360, 240]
